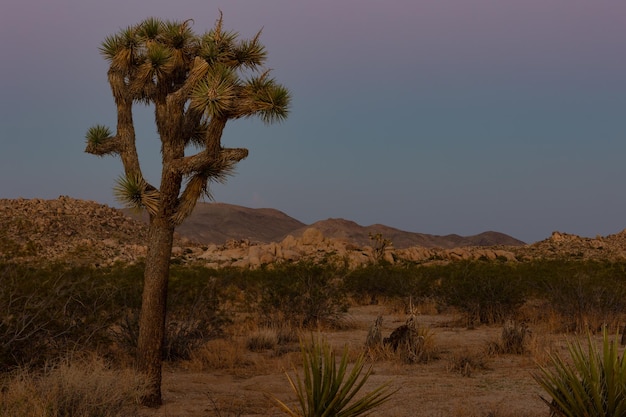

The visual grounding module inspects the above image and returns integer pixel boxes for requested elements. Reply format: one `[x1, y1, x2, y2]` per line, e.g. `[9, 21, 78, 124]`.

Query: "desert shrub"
[0, 263, 141, 371]
[382, 316, 438, 364]
[254, 262, 349, 328]
[165, 270, 230, 360]
[0, 355, 149, 417]
[111, 267, 230, 361]
[274, 335, 396, 417]
[435, 261, 527, 325]
[487, 320, 530, 355]
[0, 262, 230, 369]
[344, 264, 435, 305]
[534, 329, 626, 417]
[530, 261, 626, 333]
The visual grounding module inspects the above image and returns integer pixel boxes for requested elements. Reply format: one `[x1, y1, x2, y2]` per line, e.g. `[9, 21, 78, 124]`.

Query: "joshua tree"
[85, 15, 290, 406]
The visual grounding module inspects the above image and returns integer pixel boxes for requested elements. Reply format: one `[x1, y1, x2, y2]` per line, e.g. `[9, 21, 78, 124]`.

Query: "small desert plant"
[247, 327, 279, 352]
[364, 315, 397, 362]
[187, 338, 250, 372]
[447, 348, 490, 377]
[0, 355, 149, 417]
[487, 320, 530, 355]
[274, 336, 396, 417]
[382, 316, 438, 364]
[365, 315, 384, 349]
[534, 328, 626, 417]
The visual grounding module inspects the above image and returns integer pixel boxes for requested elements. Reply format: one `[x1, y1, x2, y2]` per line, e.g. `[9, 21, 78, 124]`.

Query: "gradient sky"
[1, 1, 625, 243]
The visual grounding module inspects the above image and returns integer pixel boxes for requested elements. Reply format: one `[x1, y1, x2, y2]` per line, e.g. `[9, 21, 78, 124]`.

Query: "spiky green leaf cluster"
[274, 336, 396, 417]
[244, 74, 291, 124]
[190, 66, 237, 118]
[534, 328, 626, 417]
[113, 174, 159, 215]
[85, 125, 112, 146]
[96, 16, 289, 121]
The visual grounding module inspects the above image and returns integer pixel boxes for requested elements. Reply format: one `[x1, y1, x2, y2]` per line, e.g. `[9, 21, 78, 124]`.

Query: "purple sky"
[1, 1, 625, 243]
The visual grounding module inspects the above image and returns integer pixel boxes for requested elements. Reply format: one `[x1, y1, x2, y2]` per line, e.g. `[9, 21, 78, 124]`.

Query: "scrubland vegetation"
[2, 258, 626, 415]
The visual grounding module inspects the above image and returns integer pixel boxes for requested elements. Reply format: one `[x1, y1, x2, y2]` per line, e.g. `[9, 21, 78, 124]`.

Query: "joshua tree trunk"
[136, 216, 175, 406]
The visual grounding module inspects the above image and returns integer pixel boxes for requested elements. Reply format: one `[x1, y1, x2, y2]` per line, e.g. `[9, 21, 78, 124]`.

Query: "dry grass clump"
[245, 324, 301, 357]
[525, 331, 557, 365]
[447, 348, 490, 377]
[0, 355, 149, 417]
[186, 338, 250, 372]
[487, 320, 531, 355]
[246, 327, 279, 352]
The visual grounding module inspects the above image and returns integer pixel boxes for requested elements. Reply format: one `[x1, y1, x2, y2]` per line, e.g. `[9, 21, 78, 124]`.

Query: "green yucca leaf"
[200, 158, 238, 186]
[113, 174, 159, 215]
[161, 19, 195, 49]
[243, 74, 291, 124]
[534, 329, 626, 417]
[258, 83, 291, 124]
[85, 125, 112, 145]
[146, 43, 173, 72]
[137, 17, 162, 42]
[100, 26, 141, 72]
[99, 34, 123, 61]
[233, 31, 266, 69]
[199, 24, 238, 65]
[190, 67, 238, 117]
[198, 40, 220, 64]
[274, 336, 396, 417]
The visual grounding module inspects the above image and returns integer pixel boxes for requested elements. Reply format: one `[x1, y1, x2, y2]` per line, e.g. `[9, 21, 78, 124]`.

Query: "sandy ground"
[139, 305, 560, 417]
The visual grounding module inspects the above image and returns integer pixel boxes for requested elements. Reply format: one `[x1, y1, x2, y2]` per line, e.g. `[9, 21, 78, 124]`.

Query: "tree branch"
[170, 147, 248, 176]
[85, 136, 124, 156]
[168, 56, 209, 108]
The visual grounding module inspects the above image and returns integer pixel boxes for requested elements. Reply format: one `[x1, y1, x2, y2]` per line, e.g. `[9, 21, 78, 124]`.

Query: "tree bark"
[136, 215, 175, 407]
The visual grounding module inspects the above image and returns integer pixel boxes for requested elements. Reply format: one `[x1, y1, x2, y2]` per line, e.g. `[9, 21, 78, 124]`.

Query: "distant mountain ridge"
[163, 202, 525, 249]
[4, 197, 626, 267]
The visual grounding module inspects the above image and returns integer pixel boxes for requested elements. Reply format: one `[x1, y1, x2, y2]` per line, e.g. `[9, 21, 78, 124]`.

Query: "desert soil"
[139, 305, 558, 417]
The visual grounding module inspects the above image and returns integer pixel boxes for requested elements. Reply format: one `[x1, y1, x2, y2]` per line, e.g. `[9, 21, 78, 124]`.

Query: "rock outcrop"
[2, 197, 626, 268]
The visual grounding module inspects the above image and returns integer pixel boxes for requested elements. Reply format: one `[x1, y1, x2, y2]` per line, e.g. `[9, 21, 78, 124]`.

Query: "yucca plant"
[533, 328, 626, 417]
[274, 336, 396, 417]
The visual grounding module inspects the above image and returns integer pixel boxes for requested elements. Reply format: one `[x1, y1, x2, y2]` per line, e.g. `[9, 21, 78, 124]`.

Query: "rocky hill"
[2, 196, 626, 268]
[124, 203, 307, 245]
[287, 218, 525, 249]
[127, 202, 525, 249]
[0, 196, 151, 265]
